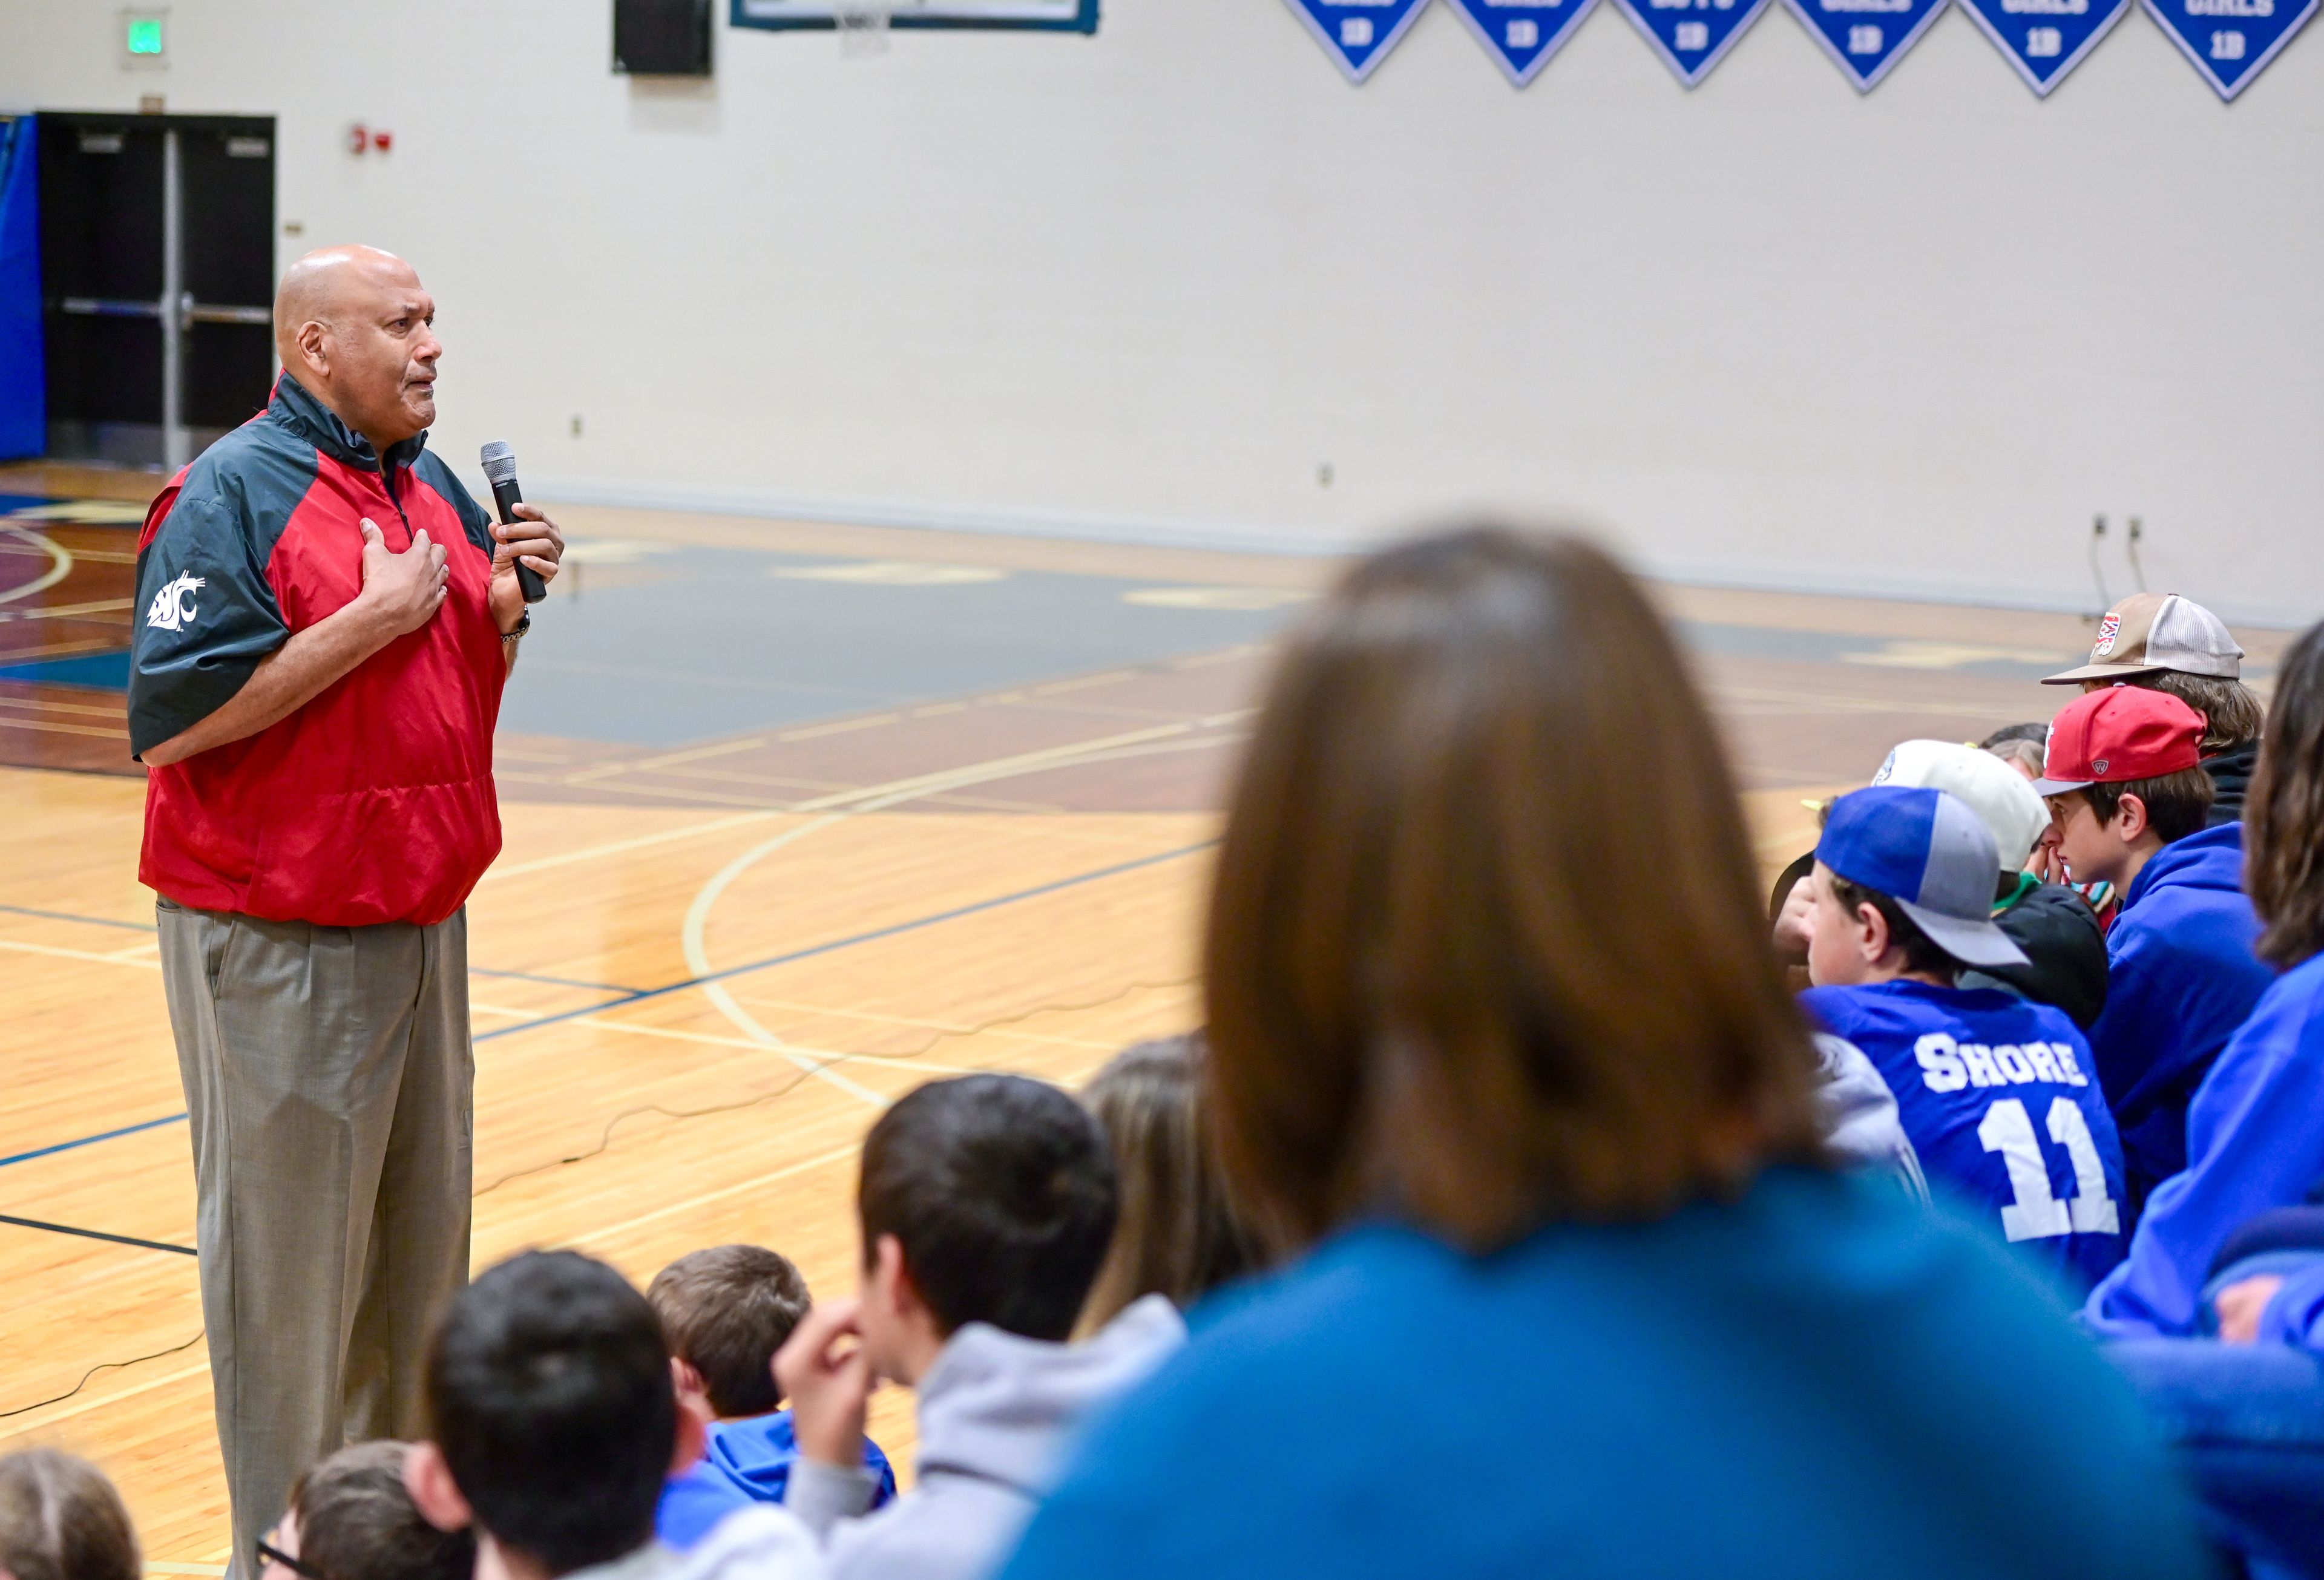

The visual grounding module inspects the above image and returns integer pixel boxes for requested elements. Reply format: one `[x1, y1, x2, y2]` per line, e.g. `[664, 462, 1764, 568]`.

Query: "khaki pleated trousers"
[156, 899, 473, 1576]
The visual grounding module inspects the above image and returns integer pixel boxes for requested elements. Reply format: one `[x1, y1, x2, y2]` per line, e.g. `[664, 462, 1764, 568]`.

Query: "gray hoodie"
[537, 1507, 827, 1580]
[1813, 1031, 1929, 1201]
[786, 1295, 1185, 1580]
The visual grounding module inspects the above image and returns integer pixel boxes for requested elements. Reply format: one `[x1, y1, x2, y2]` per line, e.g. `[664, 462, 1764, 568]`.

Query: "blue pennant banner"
[1280, 0, 1436, 79]
[1957, 0, 2130, 91]
[1784, 0, 1952, 87]
[2142, 0, 2317, 96]
[1445, 0, 1603, 83]
[1612, 0, 1775, 83]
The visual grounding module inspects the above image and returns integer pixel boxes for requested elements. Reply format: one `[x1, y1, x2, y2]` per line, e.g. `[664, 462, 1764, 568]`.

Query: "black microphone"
[479, 441, 547, 604]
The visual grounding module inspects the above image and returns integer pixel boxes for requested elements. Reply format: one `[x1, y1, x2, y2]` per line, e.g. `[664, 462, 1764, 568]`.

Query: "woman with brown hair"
[2087, 615, 2324, 1343]
[1077, 1033, 1263, 1333]
[998, 527, 2203, 1580]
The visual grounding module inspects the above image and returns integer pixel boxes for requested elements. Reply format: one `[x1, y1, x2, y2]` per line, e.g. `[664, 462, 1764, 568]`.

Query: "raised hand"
[776, 1296, 875, 1468]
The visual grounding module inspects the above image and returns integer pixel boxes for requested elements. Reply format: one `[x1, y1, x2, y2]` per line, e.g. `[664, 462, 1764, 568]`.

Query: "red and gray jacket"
[129, 373, 507, 926]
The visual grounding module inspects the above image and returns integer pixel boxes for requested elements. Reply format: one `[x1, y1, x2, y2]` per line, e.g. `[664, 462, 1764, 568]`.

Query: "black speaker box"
[614, 0, 713, 75]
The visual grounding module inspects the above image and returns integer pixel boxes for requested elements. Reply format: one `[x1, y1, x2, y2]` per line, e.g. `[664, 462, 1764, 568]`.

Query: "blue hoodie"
[2086, 952, 2324, 1340]
[2082, 824, 2270, 1206]
[2259, 1260, 2324, 1349]
[658, 1411, 897, 1550]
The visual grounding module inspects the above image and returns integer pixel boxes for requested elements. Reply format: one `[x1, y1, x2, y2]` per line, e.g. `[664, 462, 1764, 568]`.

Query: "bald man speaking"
[126, 245, 561, 1566]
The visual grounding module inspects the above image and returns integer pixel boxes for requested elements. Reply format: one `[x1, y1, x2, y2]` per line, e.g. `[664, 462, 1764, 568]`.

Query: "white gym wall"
[2, 1, 2318, 621]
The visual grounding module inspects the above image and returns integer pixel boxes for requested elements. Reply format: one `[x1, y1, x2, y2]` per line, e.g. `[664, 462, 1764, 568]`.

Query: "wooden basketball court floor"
[0, 463, 2293, 1568]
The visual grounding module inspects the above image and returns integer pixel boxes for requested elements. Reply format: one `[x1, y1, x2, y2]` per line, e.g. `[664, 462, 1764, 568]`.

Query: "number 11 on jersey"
[1978, 1097, 2120, 1242]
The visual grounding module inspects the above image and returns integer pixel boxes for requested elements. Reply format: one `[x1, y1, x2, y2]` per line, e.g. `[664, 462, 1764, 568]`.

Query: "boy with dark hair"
[1801, 786, 2129, 1293]
[649, 1247, 896, 1549]
[2041, 591, 2264, 825]
[404, 1250, 822, 1580]
[778, 1074, 1183, 1580]
[2034, 686, 2272, 1216]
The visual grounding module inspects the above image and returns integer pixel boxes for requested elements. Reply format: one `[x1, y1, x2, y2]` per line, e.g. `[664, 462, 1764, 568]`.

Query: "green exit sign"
[120, 9, 168, 65]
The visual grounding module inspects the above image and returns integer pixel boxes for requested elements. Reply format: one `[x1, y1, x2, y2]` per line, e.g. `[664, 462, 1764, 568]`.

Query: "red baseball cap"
[2031, 685, 2206, 796]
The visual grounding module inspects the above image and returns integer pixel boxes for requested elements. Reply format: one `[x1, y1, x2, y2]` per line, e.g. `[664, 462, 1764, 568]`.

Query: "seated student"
[0, 1449, 139, 1580]
[1800, 784, 2129, 1293]
[776, 1073, 1184, 1580]
[1981, 721, 2049, 779]
[2091, 634, 2324, 1573]
[2107, 1328, 2324, 1578]
[998, 527, 2205, 1580]
[2087, 617, 2324, 1343]
[649, 1247, 896, 1549]
[1777, 740, 2109, 1029]
[2041, 591, 2265, 826]
[1076, 1034, 1264, 1332]
[404, 1250, 825, 1580]
[2033, 685, 2271, 1215]
[1984, 727, 2124, 931]
[257, 1442, 474, 1580]
[2102, 1211, 2324, 1574]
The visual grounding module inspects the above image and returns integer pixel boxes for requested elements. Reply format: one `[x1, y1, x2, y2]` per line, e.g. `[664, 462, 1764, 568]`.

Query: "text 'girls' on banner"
[1784, 0, 1951, 87]
[2141, 0, 2317, 95]
[1957, 0, 2130, 91]
[1280, 0, 1436, 79]
[1612, 0, 1775, 82]
[1445, 0, 1603, 82]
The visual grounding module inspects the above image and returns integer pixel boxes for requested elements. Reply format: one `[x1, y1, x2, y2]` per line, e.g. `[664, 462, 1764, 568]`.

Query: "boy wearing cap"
[1772, 741, 2109, 1029]
[2043, 592, 2265, 827]
[2034, 687, 2271, 1216]
[1800, 785, 2129, 1293]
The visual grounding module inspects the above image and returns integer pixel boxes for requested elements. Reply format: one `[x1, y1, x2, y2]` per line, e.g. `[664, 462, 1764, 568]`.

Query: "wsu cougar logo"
[144, 572, 206, 632]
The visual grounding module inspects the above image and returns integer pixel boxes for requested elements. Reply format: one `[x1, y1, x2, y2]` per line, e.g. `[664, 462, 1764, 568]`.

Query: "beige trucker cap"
[2043, 592, 2244, 685]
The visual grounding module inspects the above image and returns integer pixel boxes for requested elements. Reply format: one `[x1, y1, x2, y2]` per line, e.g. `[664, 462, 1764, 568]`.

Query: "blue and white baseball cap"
[1815, 785, 2029, 969]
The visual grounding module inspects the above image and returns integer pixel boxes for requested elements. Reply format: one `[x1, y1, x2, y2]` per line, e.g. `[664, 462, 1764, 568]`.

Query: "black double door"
[39, 111, 275, 470]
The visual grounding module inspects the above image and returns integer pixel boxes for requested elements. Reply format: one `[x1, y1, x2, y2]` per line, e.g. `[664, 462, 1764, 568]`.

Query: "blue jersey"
[1803, 981, 2129, 1293]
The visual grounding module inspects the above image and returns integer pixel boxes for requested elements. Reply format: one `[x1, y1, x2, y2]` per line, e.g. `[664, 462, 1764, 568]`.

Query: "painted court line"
[476, 839, 1214, 1046]
[0, 845, 1198, 1170]
[559, 1140, 863, 1248]
[470, 965, 646, 994]
[0, 1358, 211, 1442]
[0, 1113, 188, 1170]
[0, 526, 72, 608]
[0, 903, 153, 932]
[0, 937, 161, 969]
[573, 1017, 999, 1078]
[0, 1213, 195, 1257]
[479, 809, 778, 881]
[0, 902, 637, 994]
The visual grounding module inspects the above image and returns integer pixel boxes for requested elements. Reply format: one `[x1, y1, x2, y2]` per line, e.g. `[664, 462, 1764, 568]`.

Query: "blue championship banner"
[1281, 0, 1435, 79]
[1784, 0, 1951, 87]
[1445, 0, 1602, 83]
[1612, 0, 1774, 82]
[2142, 0, 2317, 96]
[1957, 0, 2129, 91]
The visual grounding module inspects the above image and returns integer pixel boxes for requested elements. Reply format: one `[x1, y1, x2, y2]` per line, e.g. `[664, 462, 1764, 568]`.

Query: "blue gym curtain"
[0, 115, 42, 461]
